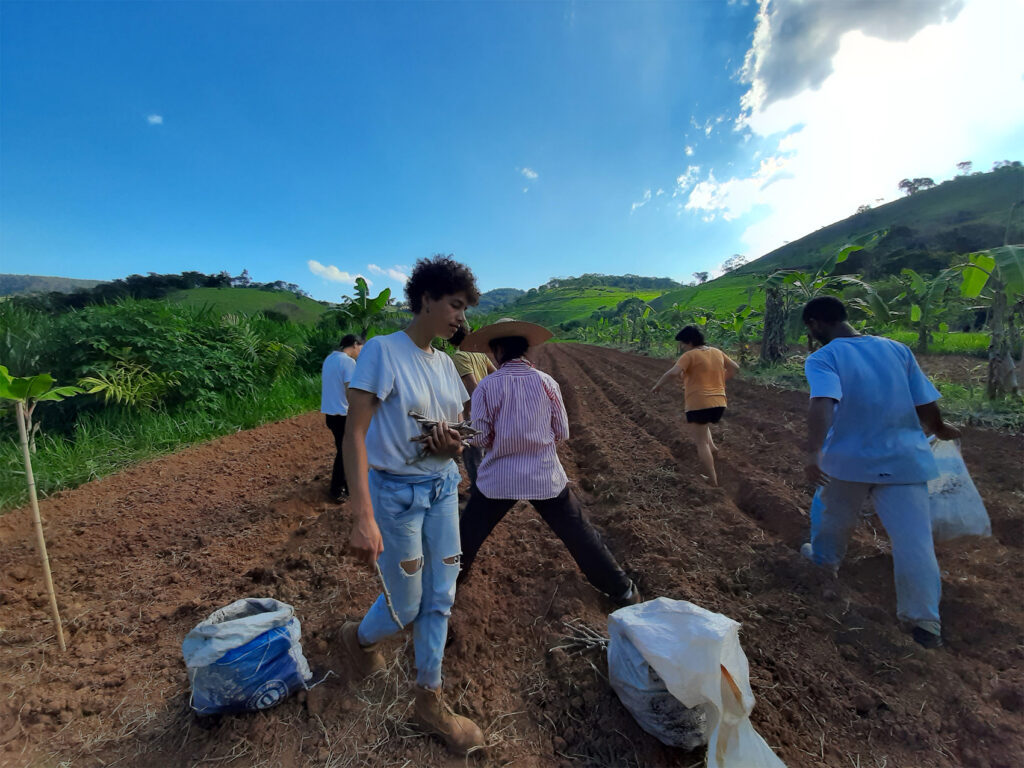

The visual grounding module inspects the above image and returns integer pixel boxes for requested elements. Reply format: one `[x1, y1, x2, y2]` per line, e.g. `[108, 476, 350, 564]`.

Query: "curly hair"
[405, 255, 480, 314]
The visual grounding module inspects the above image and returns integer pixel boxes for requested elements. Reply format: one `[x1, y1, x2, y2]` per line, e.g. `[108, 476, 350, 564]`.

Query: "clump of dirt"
[0, 345, 1021, 768]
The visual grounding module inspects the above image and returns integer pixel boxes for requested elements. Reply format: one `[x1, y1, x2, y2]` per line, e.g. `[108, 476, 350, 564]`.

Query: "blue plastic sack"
[182, 598, 312, 715]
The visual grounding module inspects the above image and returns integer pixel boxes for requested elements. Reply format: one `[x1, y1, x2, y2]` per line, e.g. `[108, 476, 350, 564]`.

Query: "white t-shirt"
[349, 331, 470, 476]
[321, 350, 356, 415]
[804, 335, 941, 484]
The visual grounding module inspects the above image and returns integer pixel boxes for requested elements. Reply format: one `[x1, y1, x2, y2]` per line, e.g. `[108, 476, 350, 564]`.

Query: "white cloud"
[685, 155, 790, 222]
[630, 189, 652, 213]
[521, 167, 539, 180]
[369, 263, 410, 283]
[740, 0, 964, 114]
[685, 0, 1024, 259]
[146, 114, 163, 125]
[673, 165, 702, 197]
[308, 260, 372, 285]
[684, 145, 694, 156]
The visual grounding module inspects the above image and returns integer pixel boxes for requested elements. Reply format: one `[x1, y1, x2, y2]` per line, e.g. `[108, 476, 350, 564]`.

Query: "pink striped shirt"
[470, 358, 569, 500]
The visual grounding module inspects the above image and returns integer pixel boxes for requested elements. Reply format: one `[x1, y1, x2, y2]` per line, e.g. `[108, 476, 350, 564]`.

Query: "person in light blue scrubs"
[801, 296, 961, 649]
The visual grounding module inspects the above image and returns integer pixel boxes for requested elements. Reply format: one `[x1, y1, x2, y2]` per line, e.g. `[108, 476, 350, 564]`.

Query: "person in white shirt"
[340, 255, 485, 756]
[321, 334, 362, 501]
[801, 296, 960, 649]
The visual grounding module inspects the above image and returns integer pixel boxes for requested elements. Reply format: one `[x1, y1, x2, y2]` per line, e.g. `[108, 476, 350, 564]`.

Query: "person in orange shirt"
[652, 325, 739, 486]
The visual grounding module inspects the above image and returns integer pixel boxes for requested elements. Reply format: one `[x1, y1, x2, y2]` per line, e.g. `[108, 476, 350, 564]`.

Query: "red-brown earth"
[1, 343, 1021, 768]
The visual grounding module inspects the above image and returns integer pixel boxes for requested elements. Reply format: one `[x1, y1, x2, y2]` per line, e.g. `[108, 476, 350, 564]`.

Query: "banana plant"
[957, 245, 1024, 398]
[337, 277, 392, 338]
[764, 230, 885, 350]
[897, 267, 958, 353]
[0, 365, 82, 651]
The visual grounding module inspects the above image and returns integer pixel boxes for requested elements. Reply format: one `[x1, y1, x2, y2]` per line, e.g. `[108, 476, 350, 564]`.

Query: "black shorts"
[685, 406, 726, 424]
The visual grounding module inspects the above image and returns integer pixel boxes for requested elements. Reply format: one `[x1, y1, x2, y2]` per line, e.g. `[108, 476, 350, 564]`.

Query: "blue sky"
[2, 0, 1022, 302]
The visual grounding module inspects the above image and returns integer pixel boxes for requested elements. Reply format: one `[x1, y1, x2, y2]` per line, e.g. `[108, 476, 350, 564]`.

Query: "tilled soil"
[1, 343, 1021, 768]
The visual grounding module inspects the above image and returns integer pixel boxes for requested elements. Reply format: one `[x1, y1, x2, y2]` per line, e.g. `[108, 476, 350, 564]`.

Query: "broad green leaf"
[901, 268, 926, 296]
[938, 322, 949, 333]
[865, 291, 891, 324]
[960, 252, 996, 297]
[25, 373, 56, 400]
[835, 243, 862, 265]
[990, 244, 1024, 297]
[910, 304, 922, 322]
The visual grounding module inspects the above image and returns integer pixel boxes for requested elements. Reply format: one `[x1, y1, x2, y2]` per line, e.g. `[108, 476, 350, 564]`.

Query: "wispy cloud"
[684, 145, 694, 157]
[368, 263, 410, 283]
[520, 167, 539, 180]
[630, 189, 652, 213]
[308, 260, 371, 285]
[146, 114, 163, 125]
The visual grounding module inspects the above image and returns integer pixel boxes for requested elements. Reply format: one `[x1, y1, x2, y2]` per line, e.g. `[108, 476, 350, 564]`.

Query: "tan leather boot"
[340, 621, 385, 679]
[413, 684, 485, 755]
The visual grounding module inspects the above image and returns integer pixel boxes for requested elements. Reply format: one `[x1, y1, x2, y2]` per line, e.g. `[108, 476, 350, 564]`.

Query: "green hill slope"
[0, 274, 104, 296]
[167, 287, 329, 324]
[502, 286, 667, 326]
[735, 166, 1023, 278]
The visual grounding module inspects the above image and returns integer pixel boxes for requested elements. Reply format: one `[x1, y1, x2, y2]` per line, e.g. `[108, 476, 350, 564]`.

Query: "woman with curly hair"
[341, 255, 485, 755]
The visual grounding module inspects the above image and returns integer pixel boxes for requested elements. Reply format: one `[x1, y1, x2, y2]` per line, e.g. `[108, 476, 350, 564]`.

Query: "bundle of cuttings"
[407, 410, 482, 463]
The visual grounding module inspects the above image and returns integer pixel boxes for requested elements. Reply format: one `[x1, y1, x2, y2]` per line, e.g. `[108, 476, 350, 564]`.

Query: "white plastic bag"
[928, 439, 990, 542]
[608, 598, 785, 768]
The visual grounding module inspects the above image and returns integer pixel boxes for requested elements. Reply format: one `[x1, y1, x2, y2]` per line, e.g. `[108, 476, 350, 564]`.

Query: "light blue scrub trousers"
[807, 480, 941, 634]
[356, 466, 462, 689]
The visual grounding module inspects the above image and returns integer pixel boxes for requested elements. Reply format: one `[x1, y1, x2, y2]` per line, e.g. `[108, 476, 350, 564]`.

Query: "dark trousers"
[325, 414, 348, 496]
[462, 445, 483, 487]
[459, 486, 631, 598]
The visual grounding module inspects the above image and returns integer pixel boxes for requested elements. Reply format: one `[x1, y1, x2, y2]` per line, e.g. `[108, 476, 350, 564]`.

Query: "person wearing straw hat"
[456, 318, 641, 607]
[448, 323, 496, 488]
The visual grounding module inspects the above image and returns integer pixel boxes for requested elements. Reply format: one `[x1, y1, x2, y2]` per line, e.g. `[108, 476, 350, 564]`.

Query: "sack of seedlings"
[608, 598, 786, 767]
[182, 597, 312, 715]
[928, 439, 991, 542]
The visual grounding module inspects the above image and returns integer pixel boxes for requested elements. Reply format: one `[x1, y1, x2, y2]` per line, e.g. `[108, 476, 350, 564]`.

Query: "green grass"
[886, 330, 989, 355]
[507, 287, 665, 325]
[0, 374, 320, 513]
[648, 274, 763, 315]
[168, 287, 330, 324]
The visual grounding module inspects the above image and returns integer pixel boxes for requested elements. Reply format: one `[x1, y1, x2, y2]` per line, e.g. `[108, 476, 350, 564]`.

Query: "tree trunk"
[16, 402, 66, 651]
[760, 285, 787, 364]
[987, 283, 1021, 399]
[916, 317, 929, 354]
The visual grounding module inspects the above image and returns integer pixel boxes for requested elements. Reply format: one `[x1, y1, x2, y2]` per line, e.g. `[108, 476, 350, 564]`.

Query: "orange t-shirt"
[678, 347, 729, 412]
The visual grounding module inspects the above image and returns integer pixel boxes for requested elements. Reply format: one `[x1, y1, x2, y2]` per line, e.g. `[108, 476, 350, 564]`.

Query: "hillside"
[474, 287, 525, 313]
[167, 287, 330, 324]
[0, 274, 104, 296]
[735, 166, 1024, 278]
[502, 285, 667, 326]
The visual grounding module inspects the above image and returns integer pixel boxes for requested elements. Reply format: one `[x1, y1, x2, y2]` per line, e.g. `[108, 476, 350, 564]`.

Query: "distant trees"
[692, 271, 710, 284]
[10, 270, 311, 313]
[992, 160, 1022, 171]
[720, 254, 748, 273]
[856, 204, 872, 214]
[898, 177, 936, 196]
[956, 161, 973, 176]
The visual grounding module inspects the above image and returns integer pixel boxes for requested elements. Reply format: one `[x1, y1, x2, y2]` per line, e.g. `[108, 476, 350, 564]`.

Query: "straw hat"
[460, 317, 553, 353]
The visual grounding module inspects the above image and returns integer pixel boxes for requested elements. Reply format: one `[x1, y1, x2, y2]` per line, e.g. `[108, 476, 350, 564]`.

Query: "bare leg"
[688, 423, 718, 487]
[709, 430, 719, 454]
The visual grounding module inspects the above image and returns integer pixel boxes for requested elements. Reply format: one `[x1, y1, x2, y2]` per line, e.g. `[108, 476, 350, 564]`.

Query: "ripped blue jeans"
[357, 466, 461, 689]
